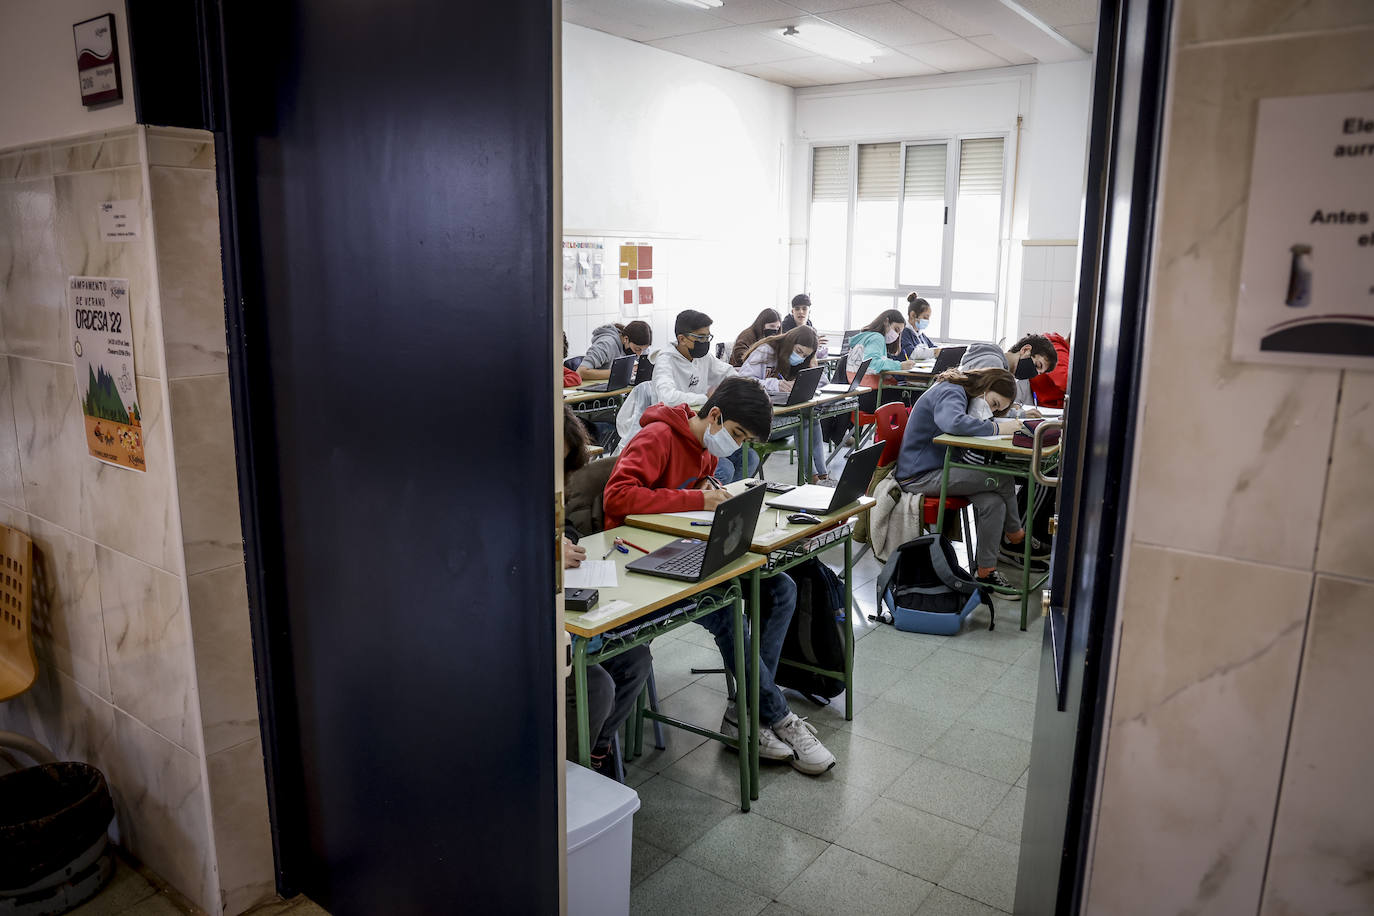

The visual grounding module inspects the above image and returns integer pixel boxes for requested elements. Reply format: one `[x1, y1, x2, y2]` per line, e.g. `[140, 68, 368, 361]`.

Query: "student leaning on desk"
[899, 294, 939, 361]
[580, 320, 653, 381]
[736, 325, 831, 484]
[959, 333, 1059, 413]
[602, 377, 837, 775]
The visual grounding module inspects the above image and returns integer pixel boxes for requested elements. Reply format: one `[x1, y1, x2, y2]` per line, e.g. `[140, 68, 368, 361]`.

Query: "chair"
[871, 403, 975, 553]
[1, 525, 55, 768]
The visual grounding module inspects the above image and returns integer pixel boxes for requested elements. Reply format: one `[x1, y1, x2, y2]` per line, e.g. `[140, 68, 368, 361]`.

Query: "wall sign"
[69, 277, 145, 472]
[98, 200, 140, 241]
[73, 14, 122, 107]
[1233, 90, 1374, 368]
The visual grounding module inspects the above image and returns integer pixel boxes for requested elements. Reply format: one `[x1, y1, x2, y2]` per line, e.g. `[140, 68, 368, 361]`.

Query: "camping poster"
[69, 276, 145, 471]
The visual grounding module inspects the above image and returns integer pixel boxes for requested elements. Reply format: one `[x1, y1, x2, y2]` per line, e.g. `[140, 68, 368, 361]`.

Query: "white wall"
[561, 24, 795, 355]
[1023, 60, 1093, 240]
[0, 0, 137, 150]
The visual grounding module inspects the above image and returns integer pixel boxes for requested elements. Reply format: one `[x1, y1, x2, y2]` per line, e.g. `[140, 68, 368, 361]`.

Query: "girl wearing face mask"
[899, 294, 939, 361]
[846, 309, 918, 391]
[729, 308, 783, 367]
[738, 327, 829, 482]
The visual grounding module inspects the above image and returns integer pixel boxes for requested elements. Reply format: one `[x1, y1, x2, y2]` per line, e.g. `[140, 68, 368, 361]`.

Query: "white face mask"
[704, 415, 738, 458]
[968, 396, 994, 421]
[884, 327, 900, 345]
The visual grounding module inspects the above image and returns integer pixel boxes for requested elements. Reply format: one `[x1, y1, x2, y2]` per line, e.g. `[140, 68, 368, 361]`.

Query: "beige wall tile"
[51, 130, 142, 174]
[27, 514, 108, 699]
[151, 167, 228, 379]
[1315, 371, 1374, 580]
[98, 545, 200, 753]
[9, 356, 91, 535]
[169, 375, 243, 574]
[146, 131, 216, 170]
[0, 666, 116, 770]
[1260, 576, 1374, 916]
[1176, 0, 1374, 45]
[0, 358, 25, 510]
[1088, 545, 1309, 916]
[0, 177, 67, 362]
[189, 564, 258, 755]
[207, 737, 275, 916]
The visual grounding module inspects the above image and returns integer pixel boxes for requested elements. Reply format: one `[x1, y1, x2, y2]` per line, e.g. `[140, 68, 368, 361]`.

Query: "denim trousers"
[695, 571, 796, 726]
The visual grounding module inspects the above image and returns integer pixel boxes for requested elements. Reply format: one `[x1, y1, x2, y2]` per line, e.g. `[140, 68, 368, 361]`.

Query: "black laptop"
[930, 345, 966, 374]
[580, 353, 637, 392]
[626, 484, 766, 582]
[819, 357, 871, 394]
[769, 365, 824, 407]
[765, 441, 885, 515]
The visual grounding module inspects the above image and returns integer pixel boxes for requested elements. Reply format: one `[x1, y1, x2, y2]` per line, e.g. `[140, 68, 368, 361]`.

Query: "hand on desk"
[700, 488, 731, 511]
[776, 378, 795, 393]
[562, 536, 586, 569]
[899, 360, 917, 370]
[994, 418, 1025, 435]
[1021, 407, 1042, 419]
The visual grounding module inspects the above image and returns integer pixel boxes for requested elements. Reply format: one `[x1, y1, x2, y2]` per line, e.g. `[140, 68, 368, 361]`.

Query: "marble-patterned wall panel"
[1176, 0, 1374, 45]
[27, 514, 108, 700]
[207, 737, 275, 916]
[9, 356, 90, 535]
[1087, 545, 1309, 916]
[146, 129, 216, 171]
[53, 165, 161, 380]
[82, 375, 182, 573]
[189, 564, 258, 755]
[1315, 371, 1373, 580]
[150, 166, 227, 379]
[0, 664, 116, 772]
[1260, 575, 1374, 916]
[1128, 33, 1374, 567]
[107, 709, 217, 914]
[169, 376, 243, 575]
[0, 177, 67, 363]
[50, 130, 142, 175]
[0, 358, 25, 510]
[97, 545, 200, 754]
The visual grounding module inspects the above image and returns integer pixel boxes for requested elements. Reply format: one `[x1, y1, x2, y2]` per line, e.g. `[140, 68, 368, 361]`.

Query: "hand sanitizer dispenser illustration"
[1285, 244, 1312, 308]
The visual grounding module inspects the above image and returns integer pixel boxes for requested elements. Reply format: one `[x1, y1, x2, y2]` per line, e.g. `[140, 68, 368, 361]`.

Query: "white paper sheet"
[564, 561, 619, 589]
[576, 599, 633, 624]
[660, 510, 716, 521]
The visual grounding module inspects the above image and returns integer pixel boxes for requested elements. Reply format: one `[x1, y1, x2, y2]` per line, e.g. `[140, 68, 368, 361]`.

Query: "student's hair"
[934, 367, 1016, 402]
[790, 293, 811, 310]
[1011, 334, 1059, 370]
[906, 294, 931, 320]
[615, 320, 653, 346]
[700, 376, 773, 441]
[563, 404, 590, 474]
[746, 308, 782, 339]
[743, 326, 819, 380]
[861, 309, 906, 334]
[563, 332, 569, 359]
[675, 310, 713, 337]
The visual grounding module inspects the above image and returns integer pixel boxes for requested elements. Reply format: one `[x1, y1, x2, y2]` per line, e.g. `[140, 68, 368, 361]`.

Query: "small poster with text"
[69, 276, 145, 471]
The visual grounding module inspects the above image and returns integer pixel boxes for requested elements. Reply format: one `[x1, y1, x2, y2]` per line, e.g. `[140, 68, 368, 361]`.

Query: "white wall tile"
[1021, 246, 1049, 282]
[0, 357, 25, 510]
[1314, 370, 1374, 580]
[1050, 244, 1078, 282]
[1047, 281, 1076, 320]
[1019, 278, 1047, 318]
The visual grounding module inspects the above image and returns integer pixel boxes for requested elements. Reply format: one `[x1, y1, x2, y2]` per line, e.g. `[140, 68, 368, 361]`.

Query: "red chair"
[871, 403, 975, 550]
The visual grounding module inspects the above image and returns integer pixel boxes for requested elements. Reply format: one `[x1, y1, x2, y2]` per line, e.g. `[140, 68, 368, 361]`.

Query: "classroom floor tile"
[811, 726, 918, 796]
[883, 757, 1013, 829]
[939, 833, 1020, 912]
[679, 812, 829, 898]
[914, 887, 1008, 916]
[752, 770, 881, 843]
[925, 723, 1032, 785]
[987, 658, 1041, 698]
[880, 668, 988, 721]
[840, 698, 954, 755]
[68, 860, 158, 915]
[632, 775, 736, 854]
[959, 693, 1037, 743]
[835, 798, 977, 884]
[854, 628, 940, 670]
[776, 845, 933, 916]
[918, 646, 1011, 689]
[631, 837, 674, 888]
[659, 737, 786, 806]
[630, 857, 771, 916]
[980, 786, 1028, 844]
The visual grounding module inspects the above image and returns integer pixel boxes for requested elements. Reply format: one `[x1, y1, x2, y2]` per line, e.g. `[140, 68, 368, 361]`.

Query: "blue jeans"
[696, 572, 796, 727]
[715, 446, 759, 484]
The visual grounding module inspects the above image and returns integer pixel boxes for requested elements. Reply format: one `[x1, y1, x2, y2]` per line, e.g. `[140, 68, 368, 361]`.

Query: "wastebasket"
[565, 761, 640, 916]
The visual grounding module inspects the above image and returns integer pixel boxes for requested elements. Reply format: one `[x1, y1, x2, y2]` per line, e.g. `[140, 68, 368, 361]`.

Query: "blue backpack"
[875, 535, 993, 635]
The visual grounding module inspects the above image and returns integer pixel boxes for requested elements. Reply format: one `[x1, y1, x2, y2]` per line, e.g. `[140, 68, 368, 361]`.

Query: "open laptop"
[769, 365, 824, 407]
[819, 357, 871, 394]
[930, 345, 966, 374]
[765, 441, 885, 515]
[580, 353, 636, 392]
[626, 483, 766, 582]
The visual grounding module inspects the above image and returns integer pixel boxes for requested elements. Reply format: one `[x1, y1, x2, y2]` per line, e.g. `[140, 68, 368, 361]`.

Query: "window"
[805, 136, 1008, 342]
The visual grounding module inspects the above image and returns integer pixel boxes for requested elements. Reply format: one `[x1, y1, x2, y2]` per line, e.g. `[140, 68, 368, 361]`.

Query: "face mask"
[688, 339, 710, 359]
[704, 415, 738, 458]
[788, 351, 806, 367]
[1015, 357, 1038, 380]
[884, 328, 900, 345]
[765, 324, 780, 333]
[968, 397, 994, 421]
[915, 318, 930, 331]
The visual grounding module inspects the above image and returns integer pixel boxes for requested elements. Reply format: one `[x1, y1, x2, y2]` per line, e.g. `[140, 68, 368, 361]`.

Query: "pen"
[617, 538, 650, 554]
[600, 543, 618, 560]
[690, 521, 712, 527]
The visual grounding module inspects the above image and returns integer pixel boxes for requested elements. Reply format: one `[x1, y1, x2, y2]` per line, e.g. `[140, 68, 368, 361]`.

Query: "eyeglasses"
[685, 332, 714, 342]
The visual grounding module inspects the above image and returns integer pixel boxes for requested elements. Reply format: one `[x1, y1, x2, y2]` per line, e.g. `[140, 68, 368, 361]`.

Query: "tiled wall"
[1083, 4, 1374, 915]
[0, 126, 273, 915]
[1017, 242, 1077, 340]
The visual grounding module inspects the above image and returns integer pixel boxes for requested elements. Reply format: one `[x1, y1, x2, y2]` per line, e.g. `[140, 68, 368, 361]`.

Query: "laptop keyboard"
[657, 542, 708, 575]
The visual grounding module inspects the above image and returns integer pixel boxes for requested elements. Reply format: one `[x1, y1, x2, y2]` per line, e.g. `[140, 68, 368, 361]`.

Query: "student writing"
[580, 320, 653, 381]
[846, 309, 918, 385]
[898, 294, 939, 361]
[736, 326, 831, 483]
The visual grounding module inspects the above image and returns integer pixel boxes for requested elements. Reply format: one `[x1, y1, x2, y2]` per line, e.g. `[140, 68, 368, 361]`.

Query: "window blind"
[811, 146, 850, 202]
[958, 137, 1004, 196]
[903, 144, 946, 201]
[856, 142, 900, 200]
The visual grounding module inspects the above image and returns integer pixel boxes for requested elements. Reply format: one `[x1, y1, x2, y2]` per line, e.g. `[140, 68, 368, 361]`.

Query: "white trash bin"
[565, 761, 641, 916]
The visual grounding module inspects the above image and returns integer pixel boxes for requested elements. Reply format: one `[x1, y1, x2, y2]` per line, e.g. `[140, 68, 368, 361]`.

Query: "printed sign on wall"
[69, 277, 145, 471]
[1233, 90, 1374, 368]
[72, 14, 122, 107]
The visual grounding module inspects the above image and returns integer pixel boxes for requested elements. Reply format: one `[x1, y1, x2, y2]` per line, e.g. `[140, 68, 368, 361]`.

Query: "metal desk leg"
[843, 534, 855, 721]
[749, 569, 762, 800]
[733, 592, 750, 812]
[1020, 471, 1036, 631]
[934, 446, 954, 533]
[574, 640, 591, 767]
[796, 408, 810, 485]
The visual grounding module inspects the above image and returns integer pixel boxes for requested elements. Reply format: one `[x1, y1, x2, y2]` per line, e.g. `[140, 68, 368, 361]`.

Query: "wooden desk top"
[934, 432, 1061, 458]
[773, 387, 872, 416]
[626, 489, 875, 556]
[563, 526, 765, 638]
[564, 385, 632, 405]
[881, 364, 936, 379]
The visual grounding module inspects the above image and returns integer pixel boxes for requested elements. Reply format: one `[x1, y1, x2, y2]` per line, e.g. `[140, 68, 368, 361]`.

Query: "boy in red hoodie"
[602, 378, 837, 775]
[1027, 332, 1069, 408]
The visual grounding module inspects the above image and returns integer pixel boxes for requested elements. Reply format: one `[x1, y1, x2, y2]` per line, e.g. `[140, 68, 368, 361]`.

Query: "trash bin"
[564, 762, 640, 916]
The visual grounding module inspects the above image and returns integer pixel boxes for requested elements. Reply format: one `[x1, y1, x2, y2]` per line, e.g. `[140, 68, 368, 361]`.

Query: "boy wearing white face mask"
[899, 294, 940, 361]
[737, 325, 830, 482]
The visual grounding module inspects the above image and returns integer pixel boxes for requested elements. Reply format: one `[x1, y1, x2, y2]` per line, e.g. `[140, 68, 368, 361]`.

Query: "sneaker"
[976, 569, 1015, 590]
[588, 749, 617, 781]
[1000, 535, 1050, 560]
[722, 704, 794, 761]
[770, 713, 836, 775]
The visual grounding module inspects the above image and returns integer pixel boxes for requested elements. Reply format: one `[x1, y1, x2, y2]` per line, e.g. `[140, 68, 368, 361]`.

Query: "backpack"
[775, 558, 847, 702]
[875, 534, 993, 635]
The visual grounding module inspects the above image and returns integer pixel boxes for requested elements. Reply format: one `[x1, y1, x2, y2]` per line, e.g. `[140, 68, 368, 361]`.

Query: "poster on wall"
[69, 277, 145, 471]
[618, 243, 654, 317]
[72, 14, 123, 107]
[1232, 91, 1374, 368]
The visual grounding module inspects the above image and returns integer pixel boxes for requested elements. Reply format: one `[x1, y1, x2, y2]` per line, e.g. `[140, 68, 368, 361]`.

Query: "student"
[960, 333, 1059, 408]
[898, 294, 939, 361]
[1028, 332, 1070, 408]
[846, 309, 918, 387]
[737, 326, 830, 483]
[562, 406, 651, 777]
[729, 308, 782, 367]
[562, 333, 583, 388]
[780, 294, 829, 357]
[602, 378, 837, 774]
[581, 320, 653, 381]
[893, 367, 1049, 588]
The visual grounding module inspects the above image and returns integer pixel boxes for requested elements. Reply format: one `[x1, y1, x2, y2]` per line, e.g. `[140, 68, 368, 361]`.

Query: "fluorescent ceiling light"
[666, 0, 723, 9]
[780, 24, 884, 65]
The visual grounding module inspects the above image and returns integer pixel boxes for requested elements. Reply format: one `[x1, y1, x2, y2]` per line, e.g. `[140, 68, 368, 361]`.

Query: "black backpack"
[776, 558, 847, 702]
[875, 535, 994, 633]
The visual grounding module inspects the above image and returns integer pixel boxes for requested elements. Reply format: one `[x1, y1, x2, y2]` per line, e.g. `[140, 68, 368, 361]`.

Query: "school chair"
[871, 403, 976, 555]
[0, 525, 56, 769]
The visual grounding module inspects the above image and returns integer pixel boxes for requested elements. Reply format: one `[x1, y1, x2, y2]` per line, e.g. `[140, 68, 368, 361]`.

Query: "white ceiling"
[563, 0, 1097, 87]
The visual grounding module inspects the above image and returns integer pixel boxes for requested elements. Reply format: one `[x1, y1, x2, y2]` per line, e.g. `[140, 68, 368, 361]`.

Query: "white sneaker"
[770, 713, 836, 775]
[721, 704, 795, 762]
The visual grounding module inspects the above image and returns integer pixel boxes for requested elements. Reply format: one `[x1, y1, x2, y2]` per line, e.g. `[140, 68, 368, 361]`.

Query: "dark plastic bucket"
[0, 763, 115, 911]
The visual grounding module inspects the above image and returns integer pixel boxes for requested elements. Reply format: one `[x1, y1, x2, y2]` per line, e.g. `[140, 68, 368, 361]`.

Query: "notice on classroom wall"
[1232, 91, 1374, 368]
[618, 243, 653, 317]
[97, 200, 139, 241]
[69, 276, 145, 471]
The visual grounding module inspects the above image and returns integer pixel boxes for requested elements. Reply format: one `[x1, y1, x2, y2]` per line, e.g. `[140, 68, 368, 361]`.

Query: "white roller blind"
[811, 146, 850, 202]
[857, 142, 900, 200]
[958, 137, 1004, 196]
[903, 144, 946, 201]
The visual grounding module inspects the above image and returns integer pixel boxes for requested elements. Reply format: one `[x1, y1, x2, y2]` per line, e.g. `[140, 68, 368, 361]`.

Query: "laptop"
[765, 441, 885, 515]
[626, 483, 767, 582]
[819, 357, 871, 394]
[580, 353, 637, 392]
[769, 365, 824, 407]
[930, 345, 966, 374]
